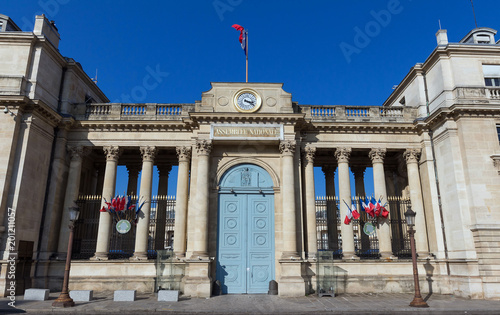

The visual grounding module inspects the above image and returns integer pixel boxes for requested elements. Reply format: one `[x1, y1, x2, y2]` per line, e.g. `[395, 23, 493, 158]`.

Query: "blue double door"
[217, 192, 275, 294]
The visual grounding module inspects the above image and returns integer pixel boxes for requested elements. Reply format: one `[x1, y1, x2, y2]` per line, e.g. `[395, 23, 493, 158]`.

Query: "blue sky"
[3, 0, 500, 196]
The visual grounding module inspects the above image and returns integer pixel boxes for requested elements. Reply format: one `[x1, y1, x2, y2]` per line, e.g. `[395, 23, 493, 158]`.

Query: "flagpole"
[246, 30, 248, 82]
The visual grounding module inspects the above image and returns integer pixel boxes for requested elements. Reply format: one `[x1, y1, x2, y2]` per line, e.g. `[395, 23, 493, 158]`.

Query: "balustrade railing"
[305, 105, 411, 121]
[84, 103, 186, 120]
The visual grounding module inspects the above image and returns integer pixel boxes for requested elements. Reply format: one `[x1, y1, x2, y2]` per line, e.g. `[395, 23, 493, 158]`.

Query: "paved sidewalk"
[1, 292, 500, 314]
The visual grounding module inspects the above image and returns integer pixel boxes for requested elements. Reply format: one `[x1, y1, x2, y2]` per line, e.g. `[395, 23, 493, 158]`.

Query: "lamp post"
[404, 205, 429, 308]
[52, 205, 80, 308]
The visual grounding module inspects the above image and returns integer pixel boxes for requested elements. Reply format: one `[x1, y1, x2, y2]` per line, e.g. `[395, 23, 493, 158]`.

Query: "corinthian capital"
[103, 146, 122, 161]
[369, 148, 386, 164]
[140, 146, 157, 162]
[404, 148, 421, 164]
[302, 146, 316, 164]
[335, 147, 351, 163]
[196, 140, 212, 156]
[68, 145, 91, 160]
[279, 140, 296, 155]
[176, 146, 192, 161]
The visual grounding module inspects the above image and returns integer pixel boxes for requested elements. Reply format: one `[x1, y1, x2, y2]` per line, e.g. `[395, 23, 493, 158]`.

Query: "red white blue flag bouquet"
[99, 195, 145, 225]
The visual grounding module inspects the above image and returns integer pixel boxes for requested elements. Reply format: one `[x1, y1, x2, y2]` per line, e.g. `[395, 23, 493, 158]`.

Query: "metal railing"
[72, 195, 176, 260]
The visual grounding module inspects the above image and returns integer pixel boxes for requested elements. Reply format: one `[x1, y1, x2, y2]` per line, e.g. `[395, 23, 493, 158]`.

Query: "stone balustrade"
[302, 105, 416, 122]
[80, 103, 194, 120]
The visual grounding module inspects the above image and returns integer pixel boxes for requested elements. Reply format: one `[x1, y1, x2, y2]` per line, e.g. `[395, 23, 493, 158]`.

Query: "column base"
[90, 252, 108, 261]
[278, 260, 306, 297]
[380, 252, 398, 260]
[174, 252, 186, 259]
[130, 252, 148, 260]
[183, 260, 212, 298]
[342, 252, 360, 260]
[190, 251, 210, 260]
[280, 251, 301, 260]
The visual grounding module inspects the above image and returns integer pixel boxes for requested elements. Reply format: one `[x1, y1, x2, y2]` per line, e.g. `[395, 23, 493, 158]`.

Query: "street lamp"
[404, 204, 429, 308]
[52, 205, 80, 308]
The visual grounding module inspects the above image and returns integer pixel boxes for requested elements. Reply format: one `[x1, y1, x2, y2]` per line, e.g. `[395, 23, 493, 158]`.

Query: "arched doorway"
[216, 164, 275, 294]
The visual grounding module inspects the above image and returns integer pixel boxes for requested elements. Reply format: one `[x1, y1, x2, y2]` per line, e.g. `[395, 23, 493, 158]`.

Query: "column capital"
[321, 164, 336, 175]
[126, 164, 141, 175]
[176, 146, 192, 161]
[68, 145, 91, 160]
[351, 166, 366, 178]
[140, 146, 157, 162]
[279, 140, 296, 156]
[103, 146, 122, 162]
[302, 146, 316, 164]
[157, 164, 172, 176]
[335, 147, 351, 163]
[404, 148, 421, 164]
[196, 140, 212, 156]
[369, 148, 386, 164]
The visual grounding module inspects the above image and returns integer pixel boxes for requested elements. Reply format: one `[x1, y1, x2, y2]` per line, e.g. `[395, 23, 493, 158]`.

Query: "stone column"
[93, 146, 121, 260]
[57, 146, 90, 258]
[155, 165, 172, 251]
[173, 147, 191, 258]
[132, 146, 157, 260]
[336, 148, 357, 259]
[280, 140, 300, 259]
[191, 140, 212, 259]
[126, 165, 140, 196]
[94, 163, 105, 196]
[303, 146, 317, 259]
[322, 165, 338, 251]
[404, 149, 429, 256]
[369, 148, 393, 259]
[352, 167, 366, 197]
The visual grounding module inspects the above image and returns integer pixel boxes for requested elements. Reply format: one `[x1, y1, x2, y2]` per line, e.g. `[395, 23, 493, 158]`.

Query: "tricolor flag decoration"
[100, 194, 146, 225]
[343, 200, 360, 225]
[232, 24, 248, 56]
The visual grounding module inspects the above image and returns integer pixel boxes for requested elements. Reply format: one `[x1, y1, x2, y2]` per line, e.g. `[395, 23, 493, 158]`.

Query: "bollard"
[268, 280, 278, 295]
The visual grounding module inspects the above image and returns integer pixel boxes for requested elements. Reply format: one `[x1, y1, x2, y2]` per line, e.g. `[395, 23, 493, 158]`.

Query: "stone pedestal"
[278, 260, 306, 297]
[183, 260, 212, 298]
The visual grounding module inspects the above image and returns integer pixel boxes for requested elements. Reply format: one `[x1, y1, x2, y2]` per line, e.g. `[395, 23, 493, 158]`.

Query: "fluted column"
[57, 146, 90, 257]
[132, 146, 157, 260]
[191, 140, 212, 259]
[336, 148, 357, 259]
[404, 149, 429, 256]
[93, 146, 122, 260]
[173, 147, 191, 257]
[322, 165, 338, 251]
[303, 146, 317, 259]
[155, 165, 172, 251]
[126, 165, 141, 196]
[369, 148, 393, 258]
[280, 140, 300, 259]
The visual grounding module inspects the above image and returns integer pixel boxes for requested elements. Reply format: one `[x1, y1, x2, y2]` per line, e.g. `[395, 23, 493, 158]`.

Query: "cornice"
[75, 120, 191, 132]
[188, 112, 305, 125]
[307, 121, 417, 134]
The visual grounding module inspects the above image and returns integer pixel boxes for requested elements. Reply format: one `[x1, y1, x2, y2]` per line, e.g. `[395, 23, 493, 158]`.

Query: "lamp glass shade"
[68, 206, 80, 222]
[404, 207, 416, 227]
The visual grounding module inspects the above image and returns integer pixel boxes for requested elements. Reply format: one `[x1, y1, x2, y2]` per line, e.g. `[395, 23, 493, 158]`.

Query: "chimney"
[436, 29, 448, 46]
[33, 14, 60, 48]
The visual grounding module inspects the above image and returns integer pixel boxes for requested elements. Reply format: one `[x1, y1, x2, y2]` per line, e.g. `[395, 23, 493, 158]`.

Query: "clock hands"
[243, 98, 255, 106]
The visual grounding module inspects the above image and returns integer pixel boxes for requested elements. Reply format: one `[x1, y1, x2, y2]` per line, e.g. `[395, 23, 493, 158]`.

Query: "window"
[497, 125, 500, 142]
[483, 65, 500, 87]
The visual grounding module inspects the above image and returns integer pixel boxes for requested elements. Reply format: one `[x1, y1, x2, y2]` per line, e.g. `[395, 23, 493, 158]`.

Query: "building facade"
[0, 14, 499, 299]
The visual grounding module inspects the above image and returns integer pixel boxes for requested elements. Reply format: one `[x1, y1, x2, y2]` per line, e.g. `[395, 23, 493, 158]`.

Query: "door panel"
[217, 192, 274, 294]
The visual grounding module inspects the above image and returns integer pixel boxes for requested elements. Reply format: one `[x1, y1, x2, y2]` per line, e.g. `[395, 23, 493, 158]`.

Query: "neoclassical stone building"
[0, 14, 499, 299]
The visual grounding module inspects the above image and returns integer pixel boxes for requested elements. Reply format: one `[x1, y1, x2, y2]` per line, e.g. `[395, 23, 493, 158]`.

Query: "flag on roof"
[232, 24, 248, 56]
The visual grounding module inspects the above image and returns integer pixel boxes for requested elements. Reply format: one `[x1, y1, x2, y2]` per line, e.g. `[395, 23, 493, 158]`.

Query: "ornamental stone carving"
[279, 140, 296, 155]
[303, 146, 316, 164]
[176, 146, 192, 161]
[369, 148, 386, 164]
[140, 146, 157, 162]
[335, 147, 351, 163]
[103, 146, 122, 161]
[196, 140, 212, 156]
[404, 148, 421, 164]
[68, 145, 91, 160]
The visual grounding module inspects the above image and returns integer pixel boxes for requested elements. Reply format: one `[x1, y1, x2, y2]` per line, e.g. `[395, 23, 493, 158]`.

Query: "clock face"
[234, 89, 262, 113]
